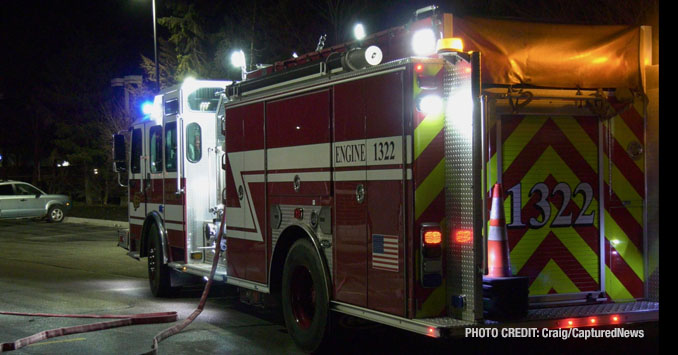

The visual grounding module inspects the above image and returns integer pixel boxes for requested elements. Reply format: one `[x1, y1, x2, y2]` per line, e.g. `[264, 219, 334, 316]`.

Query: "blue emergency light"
[141, 101, 154, 116]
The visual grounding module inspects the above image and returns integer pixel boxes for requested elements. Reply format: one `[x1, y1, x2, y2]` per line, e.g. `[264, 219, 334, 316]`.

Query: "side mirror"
[113, 134, 127, 173]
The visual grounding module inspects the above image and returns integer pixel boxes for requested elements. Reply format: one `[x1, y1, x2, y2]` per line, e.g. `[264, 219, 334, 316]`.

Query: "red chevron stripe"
[517, 232, 599, 292]
[609, 98, 644, 143]
[605, 239, 644, 298]
[601, 124, 645, 198]
[415, 192, 445, 225]
[576, 118, 644, 250]
[502, 118, 600, 200]
[500, 114, 524, 152]
[488, 122, 497, 162]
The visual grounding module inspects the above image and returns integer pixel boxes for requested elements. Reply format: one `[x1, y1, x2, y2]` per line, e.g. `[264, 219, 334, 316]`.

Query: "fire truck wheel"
[47, 205, 65, 223]
[148, 226, 174, 297]
[282, 239, 331, 353]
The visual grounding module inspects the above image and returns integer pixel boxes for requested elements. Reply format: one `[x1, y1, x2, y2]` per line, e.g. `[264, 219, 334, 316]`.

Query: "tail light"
[420, 224, 443, 287]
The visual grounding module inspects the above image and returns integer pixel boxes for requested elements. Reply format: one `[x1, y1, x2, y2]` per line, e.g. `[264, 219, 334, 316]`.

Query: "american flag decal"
[372, 234, 399, 272]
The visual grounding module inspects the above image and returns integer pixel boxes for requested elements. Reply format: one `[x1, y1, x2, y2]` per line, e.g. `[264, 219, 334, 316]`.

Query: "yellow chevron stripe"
[604, 210, 644, 280]
[510, 228, 550, 273]
[605, 266, 635, 301]
[416, 280, 447, 318]
[601, 154, 643, 224]
[414, 159, 445, 220]
[552, 117, 598, 172]
[606, 115, 644, 171]
[502, 116, 548, 173]
[414, 112, 444, 161]
[529, 259, 580, 295]
[505, 147, 601, 286]
[552, 228, 599, 283]
[487, 154, 498, 194]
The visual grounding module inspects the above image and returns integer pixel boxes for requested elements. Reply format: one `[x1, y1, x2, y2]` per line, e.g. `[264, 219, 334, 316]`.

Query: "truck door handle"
[355, 184, 365, 204]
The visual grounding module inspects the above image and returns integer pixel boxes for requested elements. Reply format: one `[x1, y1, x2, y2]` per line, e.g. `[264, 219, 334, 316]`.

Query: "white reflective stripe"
[129, 204, 144, 218]
[268, 171, 331, 182]
[164, 204, 184, 221]
[333, 139, 367, 168]
[166, 222, 184, 231]
[366, 169, 411, 181]
[267, 143, 330, 170]
[488, 226, 507, 241]
[333, 170, 364, 181]
[226, 151, 265, 241]
[334, 169, 412, 182]
[490, 197, 503, 220]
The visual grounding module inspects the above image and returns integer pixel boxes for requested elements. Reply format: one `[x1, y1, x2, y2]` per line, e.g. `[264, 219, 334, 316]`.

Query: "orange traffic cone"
[487, 183, 512, 278]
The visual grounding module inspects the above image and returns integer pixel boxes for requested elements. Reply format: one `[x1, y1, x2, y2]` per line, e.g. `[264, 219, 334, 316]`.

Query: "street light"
[152, 0, 159, 92]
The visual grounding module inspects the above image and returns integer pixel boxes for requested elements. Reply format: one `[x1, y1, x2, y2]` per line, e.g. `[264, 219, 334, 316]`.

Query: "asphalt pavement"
[0, 218, 660, 354]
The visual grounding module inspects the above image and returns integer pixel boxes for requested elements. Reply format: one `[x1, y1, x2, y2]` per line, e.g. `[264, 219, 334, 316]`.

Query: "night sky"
[0, 0, 658, 190]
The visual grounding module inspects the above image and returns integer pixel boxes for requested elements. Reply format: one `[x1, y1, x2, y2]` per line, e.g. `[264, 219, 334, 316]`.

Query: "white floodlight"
[412, 28, 437, 56]
[354, 23, 366, 40]
[231, 50, 246, 69]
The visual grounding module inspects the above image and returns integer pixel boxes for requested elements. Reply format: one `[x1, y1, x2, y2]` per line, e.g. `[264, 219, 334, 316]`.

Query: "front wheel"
[147, 226, 176, 297]
[47, 205, 65, 223]
[282, 239, 331, 353]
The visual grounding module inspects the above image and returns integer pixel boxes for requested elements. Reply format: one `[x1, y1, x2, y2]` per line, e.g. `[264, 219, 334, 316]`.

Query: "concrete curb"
[64, 217, 129, 229]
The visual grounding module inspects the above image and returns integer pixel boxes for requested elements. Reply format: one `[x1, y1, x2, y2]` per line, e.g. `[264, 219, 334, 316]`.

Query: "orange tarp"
[454, 17, 641, 89]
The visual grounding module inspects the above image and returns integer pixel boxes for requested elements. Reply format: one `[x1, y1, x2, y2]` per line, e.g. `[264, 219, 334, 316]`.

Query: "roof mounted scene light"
[412, 28, 437, 56]
[341, 45, 383, 71]
[354, 23, 366, 40]
[231, 50, 247, 80]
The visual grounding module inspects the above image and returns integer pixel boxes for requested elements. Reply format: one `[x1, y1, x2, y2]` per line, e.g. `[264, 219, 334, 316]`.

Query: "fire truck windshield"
[187, 87, 222, 112]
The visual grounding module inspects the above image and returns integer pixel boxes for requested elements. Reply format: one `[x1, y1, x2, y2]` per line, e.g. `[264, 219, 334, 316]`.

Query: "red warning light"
[454, 230, 472, 243]
[424, 230, 442, 245]
[590, 318, 597, 324]
[612, 315, 619, 322]
[415, 63, 424, 73]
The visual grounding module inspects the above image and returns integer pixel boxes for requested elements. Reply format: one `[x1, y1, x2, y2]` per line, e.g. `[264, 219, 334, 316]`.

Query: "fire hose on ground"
[1, 210, 228, 354]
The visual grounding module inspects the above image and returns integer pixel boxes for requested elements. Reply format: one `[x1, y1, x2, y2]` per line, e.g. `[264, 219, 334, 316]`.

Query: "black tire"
[47, 205, 65, 223]
[282, 239, 331, 353]
[147, 226, 175, 297]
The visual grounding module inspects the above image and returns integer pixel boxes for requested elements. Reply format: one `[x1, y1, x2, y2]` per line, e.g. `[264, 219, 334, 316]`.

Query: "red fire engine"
[114, 6, 658, 352]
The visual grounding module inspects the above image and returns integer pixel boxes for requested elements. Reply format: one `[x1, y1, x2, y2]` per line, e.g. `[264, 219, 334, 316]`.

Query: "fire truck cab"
[115, 79, 230, 296]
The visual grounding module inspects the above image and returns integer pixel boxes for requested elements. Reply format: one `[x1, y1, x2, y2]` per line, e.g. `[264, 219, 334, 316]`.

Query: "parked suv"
[0, 180, 71, 222]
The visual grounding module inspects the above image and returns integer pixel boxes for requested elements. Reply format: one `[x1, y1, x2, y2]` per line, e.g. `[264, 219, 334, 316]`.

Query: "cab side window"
[15, 184, 40, 195]
[186, 123, 202, 163]
[149, 126, 163, 173]
[165, 122, 177, 172]
[0, 184, 14, 195]
[131, 128, 142, 174]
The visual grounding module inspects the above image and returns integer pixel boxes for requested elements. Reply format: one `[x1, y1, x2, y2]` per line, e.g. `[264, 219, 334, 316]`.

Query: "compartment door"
[500, 114, 602, 300]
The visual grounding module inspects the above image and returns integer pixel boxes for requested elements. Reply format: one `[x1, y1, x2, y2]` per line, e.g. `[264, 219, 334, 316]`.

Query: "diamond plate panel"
[523, 301, 659, 320]
[271, 204, 333, 276]
[444, 54, 482, 322]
